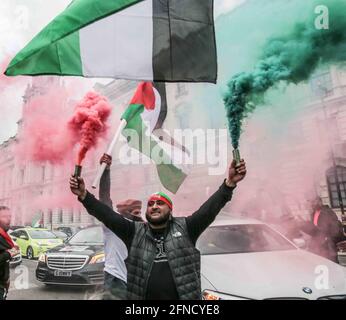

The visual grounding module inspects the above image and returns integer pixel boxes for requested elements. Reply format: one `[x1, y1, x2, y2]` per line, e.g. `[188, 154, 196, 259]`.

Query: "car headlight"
[203, 289, 252, 300]
[89, 253, 105, 264]
[38, 253, 46, 263]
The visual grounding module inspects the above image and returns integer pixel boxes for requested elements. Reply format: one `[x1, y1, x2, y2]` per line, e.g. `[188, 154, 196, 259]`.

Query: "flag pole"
[92, 119, 127, 189]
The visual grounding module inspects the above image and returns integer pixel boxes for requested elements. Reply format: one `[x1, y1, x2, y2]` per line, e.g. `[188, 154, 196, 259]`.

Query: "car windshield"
[197, 224, 296, 255]
[68, 227, 103, 245]
[53, 231, 68, 238]
[28, 230, 57, 239]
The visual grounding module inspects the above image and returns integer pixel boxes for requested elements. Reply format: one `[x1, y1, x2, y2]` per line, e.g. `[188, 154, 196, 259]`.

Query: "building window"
[316, 116, 340, 144]
[326, 166, 346, 208]
[310, 71, 333, 98]
[19, 168, 25, 185]
[58, 209, 63, 224]
[47, 210, 53, 224]
[41, 165, 46, 182]
[74, 210, 81, 224]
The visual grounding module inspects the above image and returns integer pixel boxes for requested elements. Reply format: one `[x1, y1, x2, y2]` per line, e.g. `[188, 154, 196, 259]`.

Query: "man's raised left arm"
[186, 159, 247, 243]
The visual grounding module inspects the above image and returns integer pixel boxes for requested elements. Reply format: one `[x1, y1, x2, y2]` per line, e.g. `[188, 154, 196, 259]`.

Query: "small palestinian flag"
[5, 0, 217, 83]
[121, 82, 189, 194]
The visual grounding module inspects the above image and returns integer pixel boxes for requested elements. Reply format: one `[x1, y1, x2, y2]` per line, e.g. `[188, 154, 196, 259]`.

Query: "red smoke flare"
[68, 91, 112, 165]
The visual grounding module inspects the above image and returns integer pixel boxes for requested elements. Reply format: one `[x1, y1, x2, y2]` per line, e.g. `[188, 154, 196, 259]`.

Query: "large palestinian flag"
[121, 82, 189, 193]
[5, 0, 217, 83]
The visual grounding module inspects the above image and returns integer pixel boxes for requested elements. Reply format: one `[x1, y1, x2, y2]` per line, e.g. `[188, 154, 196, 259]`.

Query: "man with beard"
[99, 154, 143, 300]
[70, 159, 247, 300]
[0, 206, 20, 300]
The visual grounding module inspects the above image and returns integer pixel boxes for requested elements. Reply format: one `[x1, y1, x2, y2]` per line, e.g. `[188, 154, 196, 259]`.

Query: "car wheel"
[26, 246, 34, 260]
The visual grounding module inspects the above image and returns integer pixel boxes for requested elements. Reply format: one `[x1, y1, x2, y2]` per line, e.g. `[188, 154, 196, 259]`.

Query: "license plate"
[54, 270, 72, 277]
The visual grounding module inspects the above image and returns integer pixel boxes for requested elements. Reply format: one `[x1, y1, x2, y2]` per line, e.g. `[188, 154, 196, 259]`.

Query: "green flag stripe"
[6, 31, 83, 76]
[59, 31, 83, 74]
[123, 103, 186, 193]
[121, 103, 144, 123]
[5, 0, 143, 75]
[157, 163, 187, 194]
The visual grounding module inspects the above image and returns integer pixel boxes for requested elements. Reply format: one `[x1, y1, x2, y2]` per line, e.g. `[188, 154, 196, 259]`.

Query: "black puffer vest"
[126, 217, 201, 300]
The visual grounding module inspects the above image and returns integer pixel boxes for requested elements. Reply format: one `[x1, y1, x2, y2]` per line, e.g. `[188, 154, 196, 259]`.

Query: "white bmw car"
[198, 217, 346, 300]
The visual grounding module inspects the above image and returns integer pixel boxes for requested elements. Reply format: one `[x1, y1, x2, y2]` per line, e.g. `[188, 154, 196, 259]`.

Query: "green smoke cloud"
[224, 0, 346, 149]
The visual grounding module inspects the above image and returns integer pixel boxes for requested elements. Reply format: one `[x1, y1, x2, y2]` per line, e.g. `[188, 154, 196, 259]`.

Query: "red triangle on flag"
[130, 82, 155, 110]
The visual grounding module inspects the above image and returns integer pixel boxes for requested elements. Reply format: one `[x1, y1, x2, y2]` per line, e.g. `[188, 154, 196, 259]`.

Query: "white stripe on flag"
[79, 0, 153, 79]
[140, 87, 161, 132]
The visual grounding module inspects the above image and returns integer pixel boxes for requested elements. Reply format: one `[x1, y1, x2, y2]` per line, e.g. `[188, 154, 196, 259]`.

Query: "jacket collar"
[146, 217, 173, 242]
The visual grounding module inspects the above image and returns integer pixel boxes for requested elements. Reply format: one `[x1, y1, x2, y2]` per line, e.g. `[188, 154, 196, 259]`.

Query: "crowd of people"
[1, 154, 346, 300]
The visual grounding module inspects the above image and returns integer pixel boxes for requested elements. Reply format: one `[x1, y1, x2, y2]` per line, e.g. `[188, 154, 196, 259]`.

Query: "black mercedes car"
[36, 226, 105, 286]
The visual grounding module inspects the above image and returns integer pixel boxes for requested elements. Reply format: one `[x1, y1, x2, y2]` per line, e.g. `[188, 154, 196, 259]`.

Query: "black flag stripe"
[152, 0, 217, 83]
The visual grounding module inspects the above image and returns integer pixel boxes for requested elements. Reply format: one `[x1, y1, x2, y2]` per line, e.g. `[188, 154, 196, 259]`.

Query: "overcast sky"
[0, 0, 246, 144]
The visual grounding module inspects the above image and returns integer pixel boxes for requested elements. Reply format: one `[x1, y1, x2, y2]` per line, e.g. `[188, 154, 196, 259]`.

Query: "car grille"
[47, 255, 89, 271]
[36, 270, 45, 281]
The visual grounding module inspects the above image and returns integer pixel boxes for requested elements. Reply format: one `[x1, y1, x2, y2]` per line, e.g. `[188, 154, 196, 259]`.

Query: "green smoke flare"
[224, 0, 346, 149]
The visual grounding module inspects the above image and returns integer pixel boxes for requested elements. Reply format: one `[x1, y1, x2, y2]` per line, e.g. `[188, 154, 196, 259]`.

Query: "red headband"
[148, 194, 173, 210]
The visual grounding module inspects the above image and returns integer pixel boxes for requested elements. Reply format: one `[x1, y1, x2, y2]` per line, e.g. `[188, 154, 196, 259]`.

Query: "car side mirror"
[11, 237, 17, 241]
[293, 238, 306, 249]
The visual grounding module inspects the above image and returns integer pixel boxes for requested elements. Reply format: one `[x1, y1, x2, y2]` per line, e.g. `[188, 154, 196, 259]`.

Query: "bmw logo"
[302, 287, 313, 294]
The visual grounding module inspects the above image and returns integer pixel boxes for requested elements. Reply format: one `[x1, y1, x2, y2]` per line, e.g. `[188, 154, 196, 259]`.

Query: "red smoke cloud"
[16, 86, 112, 166]
[28, 192, 79, 213]
[0, 56, 29, 142]
[68, 91, 112, 165]
[16, 86, 75, 164]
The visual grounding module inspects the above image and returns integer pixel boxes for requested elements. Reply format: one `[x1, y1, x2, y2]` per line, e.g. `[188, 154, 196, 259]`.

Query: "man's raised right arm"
[70, 176, 134, 244]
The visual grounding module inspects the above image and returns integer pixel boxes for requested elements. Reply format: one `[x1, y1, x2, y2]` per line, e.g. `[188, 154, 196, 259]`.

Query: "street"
[7, 259, 103, 300]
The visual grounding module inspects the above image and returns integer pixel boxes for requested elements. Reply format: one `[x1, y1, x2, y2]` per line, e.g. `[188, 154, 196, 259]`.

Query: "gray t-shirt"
[102, 225, 127, 282]
[100, 169, 128, 282]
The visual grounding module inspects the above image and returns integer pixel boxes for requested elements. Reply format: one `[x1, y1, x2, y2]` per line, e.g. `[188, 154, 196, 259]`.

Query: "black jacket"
[80, 181, 235, 299]
[0, 236, 11, 288]
[126, 217, 201, 300]
[300, 205, 346, 262]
